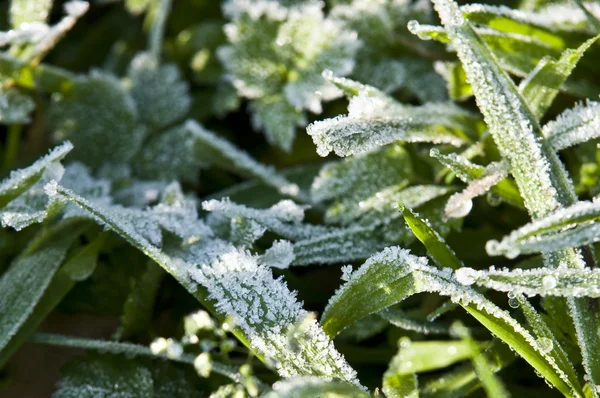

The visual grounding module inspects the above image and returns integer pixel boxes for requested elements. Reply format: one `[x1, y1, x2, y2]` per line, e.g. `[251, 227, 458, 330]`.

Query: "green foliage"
[3, 0, 600, 396]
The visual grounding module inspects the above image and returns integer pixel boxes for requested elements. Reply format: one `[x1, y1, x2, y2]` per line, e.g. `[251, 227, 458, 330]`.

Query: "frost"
[151, 182, 213, 243]
[55, 187, 360, 385]
[219, 0, 359, 150]
[452, 265, 600, 298]
[340, 265, 353, 282]
[487, 199, 600, 256]
[0, 141, 72, 208]
[203, 198, 324, 240]
[0, 88, 35, 124]
[261, 240, 295, 269]
[307, 98, 474, 157]
[134, 123, 206, 183]
[544, 101, 600, 152]
[183, 244, 361, 385]
[461, 2, 600, 34]
[292, 225, 387, 266]
[127, 52, 191, 129]
[429, 0, 574, 219]
[445, 162, 508, 219]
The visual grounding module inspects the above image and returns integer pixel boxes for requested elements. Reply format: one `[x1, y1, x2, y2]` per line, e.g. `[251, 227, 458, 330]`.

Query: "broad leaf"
[128, 52, 191, 130]
[49, 72, 146, 168]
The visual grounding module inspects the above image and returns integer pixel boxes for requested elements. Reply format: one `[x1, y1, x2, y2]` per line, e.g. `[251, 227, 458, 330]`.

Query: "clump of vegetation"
[2, 0, 600, 396]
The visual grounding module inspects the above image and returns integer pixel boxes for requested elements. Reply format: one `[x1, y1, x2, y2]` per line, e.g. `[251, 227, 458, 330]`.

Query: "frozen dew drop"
[399, 337, 411, 348]
[194, 352, 212, 378]
[542, 275, 557, 290]
[447, 345, 458, 355]
[455, 267, 477, 286]
[150, 337, 168, 354]
[537, 337, 554, 354]
[446, 198, 472, 219]
[508, 297, 520, 309]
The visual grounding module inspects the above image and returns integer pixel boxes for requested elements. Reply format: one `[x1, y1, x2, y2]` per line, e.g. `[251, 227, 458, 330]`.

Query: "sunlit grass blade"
[383, 338, 477, 398]
[519, 36, 599, 119]
[516, 295, 581, 393]
[52, 184, 361, 385]
[320, 246, 581, 397]
[450, 323, 510, 398]
[398, 203, 462, 270]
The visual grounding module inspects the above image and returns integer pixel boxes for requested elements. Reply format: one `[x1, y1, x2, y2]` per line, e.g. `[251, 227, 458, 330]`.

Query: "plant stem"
[2, 124, 22, 171]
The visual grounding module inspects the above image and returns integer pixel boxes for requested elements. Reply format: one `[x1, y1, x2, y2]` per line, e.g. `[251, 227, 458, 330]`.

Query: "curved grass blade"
[519, 36, 599, 119]
[398, 203, 462, 270]
[321, 246, 581, 397]
[52, 184, 361, 386]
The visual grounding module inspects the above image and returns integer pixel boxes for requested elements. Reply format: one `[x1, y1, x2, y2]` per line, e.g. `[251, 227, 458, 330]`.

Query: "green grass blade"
[398, 203, 462, 270]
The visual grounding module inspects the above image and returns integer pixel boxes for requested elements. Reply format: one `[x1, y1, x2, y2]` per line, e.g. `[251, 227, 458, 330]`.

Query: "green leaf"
[54, 354, 154, 398]
[10, 0, 52, 28]
[49, 71, 146, 168]
[128, 52, 191, 130]
[519, 36, 599, 119]
[249, 95, 305, 152]
[292, 226, 386, 266]
[398, 203, 462, 270]
[0, 220, 89, 368]
[0, 141, 72, 209]
[311, 144, 413, 225]
[0, 245, 69, 359]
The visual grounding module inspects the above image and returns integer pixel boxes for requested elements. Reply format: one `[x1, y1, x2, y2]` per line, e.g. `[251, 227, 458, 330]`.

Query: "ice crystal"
[544, 101, 600, 152]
